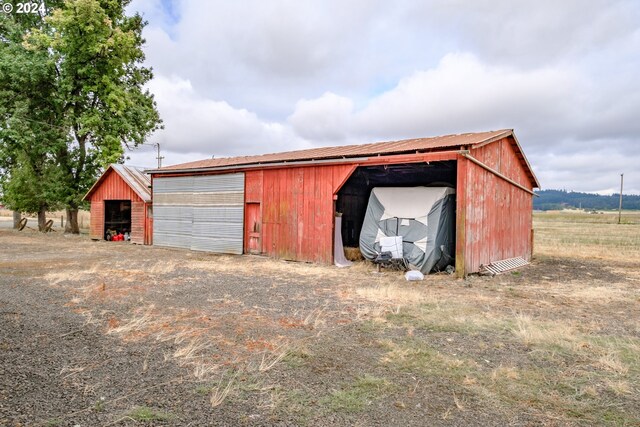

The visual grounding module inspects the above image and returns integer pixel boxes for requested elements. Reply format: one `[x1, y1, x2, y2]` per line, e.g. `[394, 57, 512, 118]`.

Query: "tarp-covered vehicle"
[359, 187, 456, 273]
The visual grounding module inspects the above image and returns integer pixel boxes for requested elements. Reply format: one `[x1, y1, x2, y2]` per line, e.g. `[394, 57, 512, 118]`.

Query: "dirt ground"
[0, 213, 638, 426]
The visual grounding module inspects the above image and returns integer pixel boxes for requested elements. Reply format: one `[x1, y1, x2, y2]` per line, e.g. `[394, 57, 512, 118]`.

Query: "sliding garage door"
[153, 173, 245, 254]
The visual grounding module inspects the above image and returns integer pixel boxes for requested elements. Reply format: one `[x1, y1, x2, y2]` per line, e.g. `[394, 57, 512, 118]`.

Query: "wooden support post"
[455, 156, 468, 278]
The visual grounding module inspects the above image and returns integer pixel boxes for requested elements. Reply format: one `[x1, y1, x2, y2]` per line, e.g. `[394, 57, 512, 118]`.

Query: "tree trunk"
[12, 211, 21, 229]
[65, 207, 80, 234]
[37, 207, 47, 232]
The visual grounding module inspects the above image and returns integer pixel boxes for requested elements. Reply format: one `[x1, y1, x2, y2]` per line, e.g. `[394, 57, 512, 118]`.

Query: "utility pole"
[154, 143, 164, 168]
[618, 173, 624, 224]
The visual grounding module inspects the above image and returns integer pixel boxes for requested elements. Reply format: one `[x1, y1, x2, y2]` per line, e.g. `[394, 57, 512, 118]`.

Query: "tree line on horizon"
[534, 189, 640, 211]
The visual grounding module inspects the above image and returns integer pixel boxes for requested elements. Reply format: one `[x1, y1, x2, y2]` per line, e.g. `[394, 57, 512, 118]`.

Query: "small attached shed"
[148, 130, 540, 276]
[84, 164, 152, 245]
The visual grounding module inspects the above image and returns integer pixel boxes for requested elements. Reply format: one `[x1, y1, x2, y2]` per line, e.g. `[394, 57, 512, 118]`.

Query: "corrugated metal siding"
[152, 173, 245, 254]
[463, 137, 533, 275]
[247, 164, 354, 263]
[87, 168, 146, 243]
[153, 205, 193, 249]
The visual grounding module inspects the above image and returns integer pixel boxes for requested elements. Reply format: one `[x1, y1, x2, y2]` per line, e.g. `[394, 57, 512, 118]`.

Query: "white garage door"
[153, 173, 245, 254]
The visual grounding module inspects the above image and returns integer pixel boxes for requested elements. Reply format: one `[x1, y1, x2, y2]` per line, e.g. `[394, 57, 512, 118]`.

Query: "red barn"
[84, 165, 152, 245]
[148, 129, 539, 276]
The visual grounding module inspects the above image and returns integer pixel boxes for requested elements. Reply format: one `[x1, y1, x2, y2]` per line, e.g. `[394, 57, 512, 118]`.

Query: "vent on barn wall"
[480, 257, 529, 276]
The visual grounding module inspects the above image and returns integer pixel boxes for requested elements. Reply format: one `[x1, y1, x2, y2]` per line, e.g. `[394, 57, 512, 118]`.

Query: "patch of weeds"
[283, 347, 312, 368]
[505, 287, 525, 298]
[385, 307, 460, 332]
[357, 319, 385, 334]
[385, 310, 415, 325]
[588, 336, 640, 374]
[472, 362, 637, 424]
[93, 397, 106, 412]
[45, 419, 62, 427]
[385, 303, 501, 334]
[195, 384, 212, 395]
[126, 406, 172, 422]
[600, 409, 638, 425]
[380, 339, 474, 380]
[235, 374, 263, 397]
[272, 388, 314, 425]
[321, 375, 391, 413]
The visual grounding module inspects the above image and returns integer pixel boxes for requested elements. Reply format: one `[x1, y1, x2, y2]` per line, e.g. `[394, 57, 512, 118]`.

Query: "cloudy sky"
[126, 0, 640, 194]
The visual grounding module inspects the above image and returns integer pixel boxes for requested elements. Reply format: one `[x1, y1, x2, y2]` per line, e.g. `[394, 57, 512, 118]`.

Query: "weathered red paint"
[245, 203, 262, 254]
[455, 156, 468, 277]
[86, 168, 152, 245]
[460, 137, 534, 275]
[244, 164, 354, 263]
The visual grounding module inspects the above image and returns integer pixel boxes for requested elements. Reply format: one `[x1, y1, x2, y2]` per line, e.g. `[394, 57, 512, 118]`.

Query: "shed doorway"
[104, 200, 131, 240]
[336, 161, 457, 251]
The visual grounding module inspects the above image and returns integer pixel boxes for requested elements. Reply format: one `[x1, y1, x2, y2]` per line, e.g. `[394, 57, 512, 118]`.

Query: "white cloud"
[124, 0, 640, 194]
[288, 93, 354, 142]
[145, 75, 302, 158]
[353, 53, 583, 141]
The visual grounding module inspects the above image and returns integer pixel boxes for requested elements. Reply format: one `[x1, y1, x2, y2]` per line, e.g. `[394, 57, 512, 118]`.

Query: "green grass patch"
[272, 388, 314, 425]
[126, 406, 173, 422]
[380, 339, 474, 380]
[385, 303, 507, 335]
[322, 375, 391, 413]
[283, 347, 313, 368]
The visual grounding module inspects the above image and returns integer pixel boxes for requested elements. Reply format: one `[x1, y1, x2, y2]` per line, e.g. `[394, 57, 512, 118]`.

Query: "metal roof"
[156, 130, 511, 170]
[149, 129, 539, 188]
[83, 164, 152, 202]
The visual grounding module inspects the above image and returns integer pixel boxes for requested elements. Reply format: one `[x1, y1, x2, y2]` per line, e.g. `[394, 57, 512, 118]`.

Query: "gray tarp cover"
[359, 187, 456, 273]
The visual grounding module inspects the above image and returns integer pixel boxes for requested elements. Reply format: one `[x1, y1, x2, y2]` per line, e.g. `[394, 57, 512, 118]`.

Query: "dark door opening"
[336, 161, 457, 248]
[104, 200, 131, 240]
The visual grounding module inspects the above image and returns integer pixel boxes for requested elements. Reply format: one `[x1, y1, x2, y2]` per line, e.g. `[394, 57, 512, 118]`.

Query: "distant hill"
[533, 189, 640, 211]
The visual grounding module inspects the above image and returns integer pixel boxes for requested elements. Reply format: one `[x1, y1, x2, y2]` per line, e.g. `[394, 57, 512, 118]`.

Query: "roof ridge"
[153, 130, 512, 172]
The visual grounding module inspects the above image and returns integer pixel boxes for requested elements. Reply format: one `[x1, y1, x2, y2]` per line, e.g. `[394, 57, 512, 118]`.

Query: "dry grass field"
[0, 209, 90, 230]
[0, 210, 638, 426]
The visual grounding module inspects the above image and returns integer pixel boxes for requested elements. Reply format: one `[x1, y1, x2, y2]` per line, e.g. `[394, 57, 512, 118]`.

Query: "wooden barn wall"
[88, 169, 146, 243]
[245, 165, 354, 263]
[130, 201, 145, 245]
[463, 137, 533, 275]
[145, 204, 153, 245]
[89, 200, 104, 240]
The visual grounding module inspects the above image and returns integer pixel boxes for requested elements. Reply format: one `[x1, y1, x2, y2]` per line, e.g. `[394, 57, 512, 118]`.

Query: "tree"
[2, 0, 161, 233]
[0, 7, 67, 230]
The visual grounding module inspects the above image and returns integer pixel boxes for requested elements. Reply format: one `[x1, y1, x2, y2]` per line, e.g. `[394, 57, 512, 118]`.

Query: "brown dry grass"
[352, 210, 640, 424]
[8, 208, 637, 424]
[534, 210, 640, 262]
[0, 209, 90, 229]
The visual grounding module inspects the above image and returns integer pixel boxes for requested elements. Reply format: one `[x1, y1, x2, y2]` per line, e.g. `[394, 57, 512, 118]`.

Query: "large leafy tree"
[0, 4, 67, 230]
[1, 0, 161, 233]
